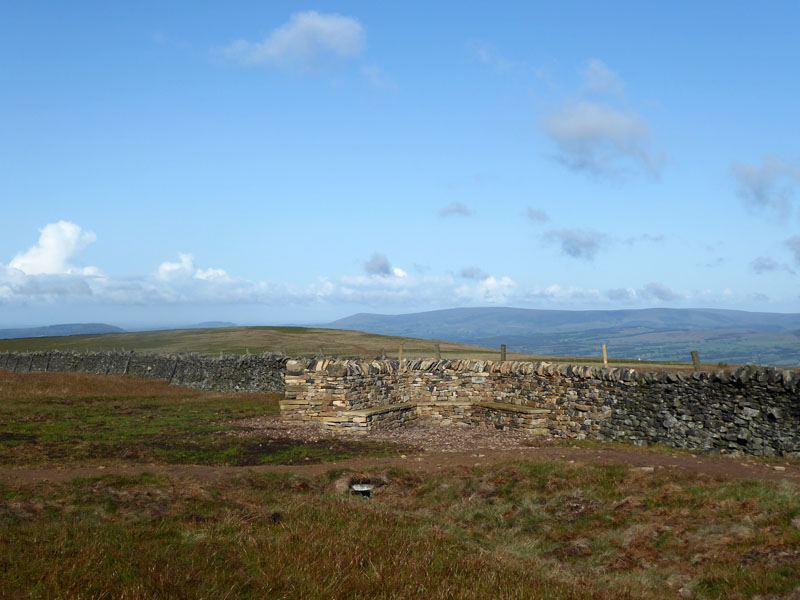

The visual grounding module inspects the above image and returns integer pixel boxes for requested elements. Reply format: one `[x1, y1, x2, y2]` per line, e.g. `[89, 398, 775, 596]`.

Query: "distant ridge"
[328, 307, 800, 366]
[0, 323, 125, 340]
[184, 322, 237, 329]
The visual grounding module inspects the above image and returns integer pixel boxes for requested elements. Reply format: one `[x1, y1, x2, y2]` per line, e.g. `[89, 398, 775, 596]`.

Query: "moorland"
[1, 367, 800, 599]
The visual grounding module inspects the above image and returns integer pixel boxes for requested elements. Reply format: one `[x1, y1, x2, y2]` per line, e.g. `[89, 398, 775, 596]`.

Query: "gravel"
[229, 415, 551, 453]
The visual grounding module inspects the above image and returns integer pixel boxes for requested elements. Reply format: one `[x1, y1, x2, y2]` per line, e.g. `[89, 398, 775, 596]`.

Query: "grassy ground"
[0, 325, 715, 371]
[2, 463, 799, 598]
[0, 372, 400, 467]
[0, 326, 506, 360]
[2, 371, 798, 598]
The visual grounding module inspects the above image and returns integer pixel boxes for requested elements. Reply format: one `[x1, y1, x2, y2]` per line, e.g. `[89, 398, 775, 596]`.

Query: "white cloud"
[157, 253, 228, 282]
[194, 267, 228, 281]
[0, 223, 775, 316]
[477, 276, 516, 304]
[542, 101, 660, 178]
[220, 11, 365, 69]
[732, 156, 800, 215]
[8, 221, 99, 276]
[157, 253, 194, 281]
[604, 283, 684, 303]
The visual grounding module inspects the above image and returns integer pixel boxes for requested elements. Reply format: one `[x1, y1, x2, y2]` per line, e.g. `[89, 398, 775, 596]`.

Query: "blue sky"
[2, 1, 800, 328]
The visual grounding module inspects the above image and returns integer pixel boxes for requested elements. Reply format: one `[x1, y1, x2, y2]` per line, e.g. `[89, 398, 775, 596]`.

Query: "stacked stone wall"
[0, 350, 287, 393]
[283, 358, 800, 457]
[4, 350, 799, 457]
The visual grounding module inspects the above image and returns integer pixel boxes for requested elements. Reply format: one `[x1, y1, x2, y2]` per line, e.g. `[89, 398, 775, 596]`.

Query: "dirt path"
[2, 444, 798, 487]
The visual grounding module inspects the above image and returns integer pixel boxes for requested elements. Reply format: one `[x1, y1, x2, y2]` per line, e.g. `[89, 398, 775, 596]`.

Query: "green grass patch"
[0, 372, 405, 467]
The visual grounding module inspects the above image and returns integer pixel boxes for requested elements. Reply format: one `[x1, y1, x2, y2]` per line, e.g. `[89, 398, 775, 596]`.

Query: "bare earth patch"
[5, 415, 797, 487]
[230, 414, 543, 453]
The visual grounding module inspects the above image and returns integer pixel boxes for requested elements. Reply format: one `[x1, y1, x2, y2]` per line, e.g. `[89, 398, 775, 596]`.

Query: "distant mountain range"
[328, 307, 800, 367]
[0, 323, 126, 340]
[182, 321, 237, 329]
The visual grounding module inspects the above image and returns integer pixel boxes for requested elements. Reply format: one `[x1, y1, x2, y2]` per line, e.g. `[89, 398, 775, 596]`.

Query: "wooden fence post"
[691, 350, 701, 372]
[500, 344, 507, 362]
[602, 344, 608, 368]
[435, 343, 441, 359]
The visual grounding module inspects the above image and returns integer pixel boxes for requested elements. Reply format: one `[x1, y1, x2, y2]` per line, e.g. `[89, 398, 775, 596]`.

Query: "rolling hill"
[328, 307, 800, 367]
[0, 326, 523, 362]
[0, 323, 125, 340]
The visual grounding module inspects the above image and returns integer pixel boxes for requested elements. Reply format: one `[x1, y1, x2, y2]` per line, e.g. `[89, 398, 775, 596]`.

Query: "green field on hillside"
[0, 325, 706, 370]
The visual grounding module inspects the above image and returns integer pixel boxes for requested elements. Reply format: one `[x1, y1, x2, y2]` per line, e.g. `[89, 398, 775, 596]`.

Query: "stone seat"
[302, 399, 554, 432]
[474, 401, 550, 415]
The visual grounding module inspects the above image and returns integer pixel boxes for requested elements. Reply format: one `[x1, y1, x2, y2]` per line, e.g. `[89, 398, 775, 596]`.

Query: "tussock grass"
[1, 472, 587, 600]
[1, 464, 799, 599]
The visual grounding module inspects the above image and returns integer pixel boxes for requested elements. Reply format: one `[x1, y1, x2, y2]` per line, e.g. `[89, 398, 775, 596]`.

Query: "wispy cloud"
[606, 287, 635, 301]
[624, 233, 665, 245]
[470, 41, 553, 83]
[543, 101, 660, 178]
[750, 256, 794, 275]
[641, 282, 680, 302]
[219, 11, 365, 70]
[732, 156, 800, 216]
[605, 283, 683, 303]
[459, 267, 488, 280]
[362, 65, 397, 90]
[580, 59, 624, 98]
[542, 60, 662, 179]
[471, 41, 514, 73]
[785, 236, 800, 265]
[439, 202, 473, 217]
[364, 252, 392, 276]
[363, 252, 406, 278]
[544, 228, 609, 260]
[526, 207, 550, 223]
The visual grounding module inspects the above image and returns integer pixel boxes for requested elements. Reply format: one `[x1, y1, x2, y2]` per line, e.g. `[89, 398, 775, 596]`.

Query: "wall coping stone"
[293, 358, 799, 389]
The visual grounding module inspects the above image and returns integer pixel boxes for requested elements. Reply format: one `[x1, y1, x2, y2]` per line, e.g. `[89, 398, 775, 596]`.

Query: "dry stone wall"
[282, 358, 800, 457]
[4, 350, 799, 457]
[0, 350, 287, 393]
